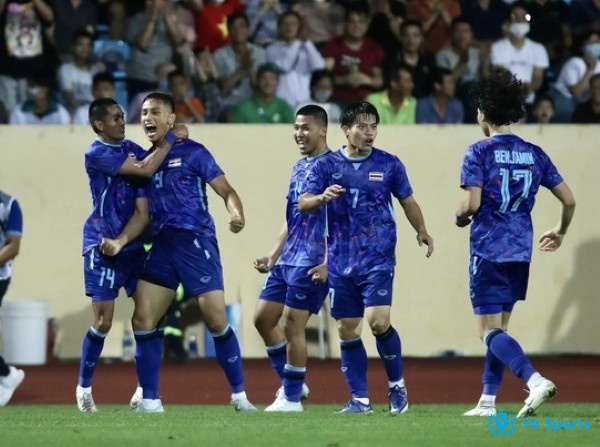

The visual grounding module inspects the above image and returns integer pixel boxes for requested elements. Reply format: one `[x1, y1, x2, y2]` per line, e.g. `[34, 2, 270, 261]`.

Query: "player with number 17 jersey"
[460, 134, 563, 263]
[305, 147, 413, 276]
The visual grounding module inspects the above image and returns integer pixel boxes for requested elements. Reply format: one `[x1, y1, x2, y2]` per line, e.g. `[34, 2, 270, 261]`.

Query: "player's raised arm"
[100, 197, 149, 256]
[254, 222, 288, 273]
[539, 182, 576, 252]
[209, 175, 245, 233]
[398, 195, 434, 258]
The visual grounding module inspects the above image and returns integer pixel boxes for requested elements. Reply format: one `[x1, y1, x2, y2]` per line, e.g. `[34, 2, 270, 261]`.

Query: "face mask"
[584, 42, 600, 59]
[313, 89, 332, 103]
[509, 23, 530, 39]
[212, 0, 225, 4]
[27, 87, 40, 100]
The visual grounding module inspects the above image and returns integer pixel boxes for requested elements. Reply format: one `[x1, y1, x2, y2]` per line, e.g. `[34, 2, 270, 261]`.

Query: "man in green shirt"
[366, 65, 417, 124]
[232, 63, 295, 124]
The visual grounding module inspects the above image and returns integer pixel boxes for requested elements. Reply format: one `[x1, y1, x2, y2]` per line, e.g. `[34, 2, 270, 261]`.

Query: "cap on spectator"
[257, 62, 282, 77]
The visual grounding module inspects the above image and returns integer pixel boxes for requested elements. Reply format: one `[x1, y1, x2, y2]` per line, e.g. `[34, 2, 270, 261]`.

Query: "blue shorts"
[469, 256, 530, 312]
[141, 228, 223, 297]
[84, 247, 145, 301]
[259, 265, 329, 314]
[329, 270, 394, 319]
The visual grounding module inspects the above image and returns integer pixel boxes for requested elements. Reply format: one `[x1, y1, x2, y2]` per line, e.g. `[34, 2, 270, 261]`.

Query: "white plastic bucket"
[0, 300, 49, 365]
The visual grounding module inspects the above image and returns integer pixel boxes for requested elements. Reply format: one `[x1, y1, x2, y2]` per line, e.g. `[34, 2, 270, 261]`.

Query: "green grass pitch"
[1, 403, 598, 447]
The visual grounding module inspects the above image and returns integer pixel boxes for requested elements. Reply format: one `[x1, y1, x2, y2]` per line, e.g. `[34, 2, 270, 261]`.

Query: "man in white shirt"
[490, 1, 549, 105]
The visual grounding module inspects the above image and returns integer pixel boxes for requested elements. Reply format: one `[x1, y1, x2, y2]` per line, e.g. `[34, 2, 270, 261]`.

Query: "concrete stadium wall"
[0, 124, 598, 359]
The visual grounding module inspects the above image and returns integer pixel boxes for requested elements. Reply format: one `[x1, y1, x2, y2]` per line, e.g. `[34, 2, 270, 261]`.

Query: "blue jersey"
[305, 147, 413, 276]
[146, 139, 224, 236]
[82, 139, 147, 255]
[279, 150, 329, 267]
[460, 134, 563, 263]
[0, 190, 23, 280]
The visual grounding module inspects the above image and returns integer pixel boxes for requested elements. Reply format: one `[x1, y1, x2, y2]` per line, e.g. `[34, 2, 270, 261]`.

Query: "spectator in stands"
[365, 64, 416, 124]
[187, 48, 222, 122]
[292, 0, 344, 48]
[384, 19, 436, 98]
[570, 0, 600, 35]
[416, 67, 464, 123]
[322, 7, 384, 107]
[490, 1, 549, 107]
[525, 0, 572, 66]
[406, 0, 461, 53]
[571, 73, 600, 123]
[213, 12, 267, 122]
[231, 62, 294, 123]
[459, 0, 508, 46]
[529, 94, 555, 124]
[168, 69, 206, 123]
[125, 0, 184, 100]
[50, 0, 97, 62]
[58, 30, 103, 115]
[367, 0, 406, 62]
[73, 71, 117, 124]
[126, 60, 177, 123]
[9, 76, 70, 124]
[0, 0, 56, 114]
[186, 0, 244, 53]
[246, 0, 283, 47]
[266, 11, 325, 108]
[96, 0, 127, 40]
[436, 16, 486, 122]
[303, 69, 341, 125]
[550, 30, 600, 123]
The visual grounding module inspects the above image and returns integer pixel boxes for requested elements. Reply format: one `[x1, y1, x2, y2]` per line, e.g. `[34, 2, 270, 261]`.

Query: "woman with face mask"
[550, 30, 600, 123]
[301, 69, 341, 125]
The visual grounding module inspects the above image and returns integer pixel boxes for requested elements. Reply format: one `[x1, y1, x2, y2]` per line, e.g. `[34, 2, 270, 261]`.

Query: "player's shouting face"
[344, 114, 378, 156]
[141, 96, 176, 145]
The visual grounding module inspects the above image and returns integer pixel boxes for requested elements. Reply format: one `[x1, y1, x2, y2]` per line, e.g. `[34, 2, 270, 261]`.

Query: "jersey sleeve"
[539, 150, 564, 189]
[304, 157, 329, 195]
[391, 157, 414, 200]
[86, 146, 129, 176]
[460, 145, 484, 188]
[191, 145, 225, 183]
[6, 199, 23, 236]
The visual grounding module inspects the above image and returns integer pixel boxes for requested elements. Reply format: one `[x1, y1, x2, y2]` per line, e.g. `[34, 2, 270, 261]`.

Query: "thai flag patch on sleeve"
[168, 158, 182, 168]
[368, 172, 384, 182]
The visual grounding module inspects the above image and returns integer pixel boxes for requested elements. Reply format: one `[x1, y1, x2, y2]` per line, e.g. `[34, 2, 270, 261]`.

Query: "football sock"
[134, 328, 163, 399]
[283, 364, 306, 403]
[340, 338, 368, 399]
[482, 348, 504, 397]
[212, 325, 245, 393]
[375, 325, 403, 382]
[485, 329, 536, 383]
[266, 340, 287, 381]
[78, 327, 107, 388]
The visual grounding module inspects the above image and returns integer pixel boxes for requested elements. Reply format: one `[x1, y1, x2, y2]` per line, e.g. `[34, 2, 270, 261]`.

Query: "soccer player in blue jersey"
[253, 104, 330, 412]
[0, 189, 25, 407]
[456, 69, 576, 418]
[130, 92, 256, 413]
[77, 98, 177, 412]
[298, 101, 434, 414]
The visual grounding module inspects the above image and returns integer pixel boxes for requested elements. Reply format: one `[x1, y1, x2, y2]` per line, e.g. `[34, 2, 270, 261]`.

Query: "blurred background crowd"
[0, 0, 599, 126]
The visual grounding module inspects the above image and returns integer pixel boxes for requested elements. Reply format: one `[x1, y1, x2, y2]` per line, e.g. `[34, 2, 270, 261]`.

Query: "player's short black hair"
[296, 104, 328, 128]
[474, 68, 526, 126]
[339, 101, 380, 127]
[142, 92, 175, 113]
[88, 97, 119, 132]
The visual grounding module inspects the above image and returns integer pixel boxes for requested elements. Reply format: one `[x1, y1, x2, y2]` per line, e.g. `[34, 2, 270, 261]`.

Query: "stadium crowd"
[0, 0, 599, 125]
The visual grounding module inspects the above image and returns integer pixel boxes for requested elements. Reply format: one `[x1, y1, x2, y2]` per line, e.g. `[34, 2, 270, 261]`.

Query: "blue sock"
[375, 326, 403, 383]
[212, 325, 245, 393]
[482, 349, 504, 396]
[134, 329, 163, 399]
[266, 340, 287, 381]
[486, 330, 536, 382]
[78, 327, 106, 387]
[340, 338, 368, 399]
[283, 364, 306, 403]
